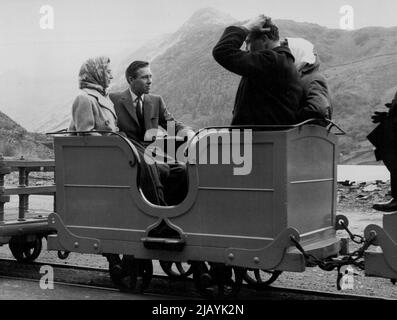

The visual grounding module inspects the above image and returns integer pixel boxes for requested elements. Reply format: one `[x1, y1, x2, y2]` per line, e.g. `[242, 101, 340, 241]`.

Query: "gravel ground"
[1, 175, 397, 299]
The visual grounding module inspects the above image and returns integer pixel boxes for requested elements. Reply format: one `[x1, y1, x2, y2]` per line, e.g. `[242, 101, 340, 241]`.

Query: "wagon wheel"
[192, 261, 243, 299]
[108, 255, 153, 293]
[243, 269, 282, 289]
[9, 235, 42, 262]
[57, 251, 70, 260]
[159, 261, 193, 279]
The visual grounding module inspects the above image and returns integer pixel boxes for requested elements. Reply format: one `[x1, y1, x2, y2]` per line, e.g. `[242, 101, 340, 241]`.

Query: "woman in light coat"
[69, 56, 118, 135]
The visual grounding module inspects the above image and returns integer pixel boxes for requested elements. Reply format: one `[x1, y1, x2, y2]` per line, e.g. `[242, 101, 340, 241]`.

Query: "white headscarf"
[286, 37, 316, 71]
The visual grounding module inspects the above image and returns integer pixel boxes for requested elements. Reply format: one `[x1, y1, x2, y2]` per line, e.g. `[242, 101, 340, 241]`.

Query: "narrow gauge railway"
[0, 275, 172, 300]
[0, 258, 387, 300]
[1, 121, 397, 299]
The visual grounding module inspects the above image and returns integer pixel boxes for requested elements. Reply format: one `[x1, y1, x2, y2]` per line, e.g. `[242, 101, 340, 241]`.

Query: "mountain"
[32, 98, 74, 134]
[109, 7, 242, 127]
[0, 110, 52, 159]
[0, 69, 77, 132]
[32, 8, 397, 164]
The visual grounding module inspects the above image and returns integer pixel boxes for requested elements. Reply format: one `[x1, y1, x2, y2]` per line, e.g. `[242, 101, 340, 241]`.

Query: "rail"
[0, 154, 55, 224]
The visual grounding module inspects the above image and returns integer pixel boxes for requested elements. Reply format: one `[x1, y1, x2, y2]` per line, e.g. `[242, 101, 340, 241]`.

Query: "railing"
[0, 154, 55, 224]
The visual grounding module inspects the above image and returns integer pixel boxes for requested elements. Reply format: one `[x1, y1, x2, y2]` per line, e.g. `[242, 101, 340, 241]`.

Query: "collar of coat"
[82, 88, 117, 119]
[272, 46, 296, 62]
[129, 88, 145, 104]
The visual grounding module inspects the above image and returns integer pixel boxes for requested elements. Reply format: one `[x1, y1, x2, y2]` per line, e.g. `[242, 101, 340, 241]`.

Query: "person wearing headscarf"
[69, 56, 118, 135]
[286, 37, 332, 124]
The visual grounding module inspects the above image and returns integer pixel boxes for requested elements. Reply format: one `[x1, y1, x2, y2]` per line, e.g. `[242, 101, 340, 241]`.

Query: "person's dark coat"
[368, 90, 397, 172]
[387, 90, 397, 121]
[212, 26, 303, 125]
[368, 90, 397, 200]
[298, 56, 332, 122]
[368, 118, 397, 166]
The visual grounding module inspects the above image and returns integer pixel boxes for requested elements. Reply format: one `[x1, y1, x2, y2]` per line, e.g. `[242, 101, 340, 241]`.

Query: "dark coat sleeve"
[388, 90, 397, 122]
[109, 92, 122, 126]
[109, 93, 120, 115]
[212, 26, 279, 77]
[109, 92, 132, 137]
[109, 93, 116, 103]
[368, 117, 397, 168]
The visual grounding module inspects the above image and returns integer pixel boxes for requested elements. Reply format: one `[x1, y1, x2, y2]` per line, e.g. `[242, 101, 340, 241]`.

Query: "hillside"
[0, 110, 52, 159]
[32, 7, 397, 163]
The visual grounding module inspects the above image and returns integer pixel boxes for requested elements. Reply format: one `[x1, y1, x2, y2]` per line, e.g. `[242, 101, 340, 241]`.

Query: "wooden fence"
[0, 154, 55, 224]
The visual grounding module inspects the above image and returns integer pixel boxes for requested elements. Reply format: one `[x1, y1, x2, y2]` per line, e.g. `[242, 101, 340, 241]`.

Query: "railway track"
[0, 258, 388, 300]
[0, 275, 163, 300]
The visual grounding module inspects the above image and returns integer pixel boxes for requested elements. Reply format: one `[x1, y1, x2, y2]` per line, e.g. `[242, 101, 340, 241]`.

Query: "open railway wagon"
[0, 157, 55, 262]
[46, 121, 397, 298]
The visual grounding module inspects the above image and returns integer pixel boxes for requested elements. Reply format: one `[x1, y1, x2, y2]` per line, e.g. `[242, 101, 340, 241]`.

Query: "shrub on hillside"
[0, 143, 15, 157]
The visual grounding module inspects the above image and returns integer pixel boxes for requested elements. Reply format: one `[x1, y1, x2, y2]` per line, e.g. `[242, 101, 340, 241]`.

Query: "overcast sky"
[0, 0, 396, 117]
[0, 0, 396, 75]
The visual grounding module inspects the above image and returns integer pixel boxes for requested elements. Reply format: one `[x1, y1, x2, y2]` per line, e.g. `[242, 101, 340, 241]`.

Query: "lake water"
[337, 165, 390, 182]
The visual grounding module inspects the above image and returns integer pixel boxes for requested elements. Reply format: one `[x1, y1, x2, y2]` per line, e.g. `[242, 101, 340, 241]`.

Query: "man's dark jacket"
[109, 90, 187, 143]
[213, 26, 303, 125]
[368, 90, 397, 171]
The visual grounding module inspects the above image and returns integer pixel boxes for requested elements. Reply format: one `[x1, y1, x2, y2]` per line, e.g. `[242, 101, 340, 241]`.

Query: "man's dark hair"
[125, 60, 150, 83]
[249, 18, 279, 41]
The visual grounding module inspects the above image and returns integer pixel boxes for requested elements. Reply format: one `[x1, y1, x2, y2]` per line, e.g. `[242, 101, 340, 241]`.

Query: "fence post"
[18, 156, 29, 221]
[0, 154, 11, 224]
[53, 166, 56, 213]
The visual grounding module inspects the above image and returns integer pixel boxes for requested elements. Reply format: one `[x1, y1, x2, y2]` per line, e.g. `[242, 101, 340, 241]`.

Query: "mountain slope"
[34, 8, 397, 163]
[0, 109, 52, 159]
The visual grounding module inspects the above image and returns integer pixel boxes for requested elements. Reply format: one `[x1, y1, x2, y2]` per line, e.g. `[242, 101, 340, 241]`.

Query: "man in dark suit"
[369, 90, 397, 211]
[110, 61, 194, 144]
[212, 15, 302, 125]
[110, 61, 194, 205]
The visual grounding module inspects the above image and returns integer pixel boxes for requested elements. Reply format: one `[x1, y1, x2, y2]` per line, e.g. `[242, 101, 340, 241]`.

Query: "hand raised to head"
[242, 14, 271, 32]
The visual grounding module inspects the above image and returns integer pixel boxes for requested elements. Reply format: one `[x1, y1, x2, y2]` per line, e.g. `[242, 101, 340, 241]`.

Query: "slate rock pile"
[337, 180, 391, 212]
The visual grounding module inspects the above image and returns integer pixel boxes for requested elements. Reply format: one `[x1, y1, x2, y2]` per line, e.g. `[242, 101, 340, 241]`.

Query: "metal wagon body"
[47, 124, 340, 274]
